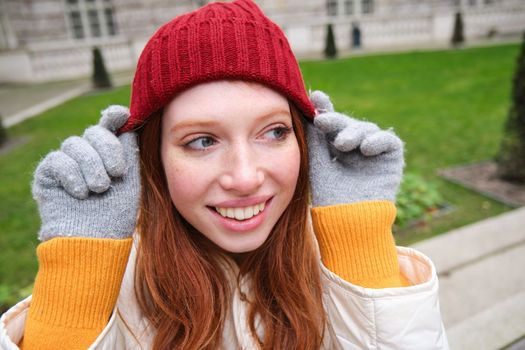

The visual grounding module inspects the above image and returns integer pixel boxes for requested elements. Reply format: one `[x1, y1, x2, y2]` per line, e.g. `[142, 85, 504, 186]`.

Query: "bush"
[0, 115, 7, 146]
[497, 31, 525, 183]
[92, 47, 112, 89]
[395, 173, 445, 229]
[451, 12, 465, 48]
[324, 23, 338, 59]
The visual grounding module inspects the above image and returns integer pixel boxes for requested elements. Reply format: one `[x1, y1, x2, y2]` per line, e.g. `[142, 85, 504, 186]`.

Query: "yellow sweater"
[21, 201, 408, 349]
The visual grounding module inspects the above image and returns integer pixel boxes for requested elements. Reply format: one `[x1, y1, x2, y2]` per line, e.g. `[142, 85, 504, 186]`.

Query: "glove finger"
[313, 112, 354, 135]
[306, 122, 334, 169]
[360, 130, 403, 157]
[99, 105, 130, 132]
[333, 121, 379, 152]
[33, 151, 89, 199]
[310, 90, 334, 113]
[61, 136, 110, 193]
[118, 132, 140, 183]
[84, 125, 126, 178]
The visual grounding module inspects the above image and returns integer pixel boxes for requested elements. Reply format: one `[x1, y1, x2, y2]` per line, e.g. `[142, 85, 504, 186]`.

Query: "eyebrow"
[170, 109, 291, 133]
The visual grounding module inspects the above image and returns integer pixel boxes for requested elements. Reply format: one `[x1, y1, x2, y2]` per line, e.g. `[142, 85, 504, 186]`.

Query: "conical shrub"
[324, 23, 338, 59]
[92, 47, 112, 89]
[496, 32, 525, 183]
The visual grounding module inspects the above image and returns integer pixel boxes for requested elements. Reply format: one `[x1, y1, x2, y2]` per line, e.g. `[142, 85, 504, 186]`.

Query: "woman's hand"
[32, 105, 140, 241]
[307, 91, 404, 207]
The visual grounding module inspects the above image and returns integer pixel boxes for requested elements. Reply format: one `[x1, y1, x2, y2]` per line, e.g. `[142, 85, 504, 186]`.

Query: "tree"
[0, 115, 7, 147]
[324, 23, 338, 59]
[496, 32, 525, 183]
[451, 12, 465, 48]
[92, 47, 112, 89]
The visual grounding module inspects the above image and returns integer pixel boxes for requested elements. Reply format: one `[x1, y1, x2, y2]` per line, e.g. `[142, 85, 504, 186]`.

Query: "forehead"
[162, 80, 290, 124]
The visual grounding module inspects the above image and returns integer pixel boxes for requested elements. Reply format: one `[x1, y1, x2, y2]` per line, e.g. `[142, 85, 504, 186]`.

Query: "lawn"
[0, 43, 519, 309]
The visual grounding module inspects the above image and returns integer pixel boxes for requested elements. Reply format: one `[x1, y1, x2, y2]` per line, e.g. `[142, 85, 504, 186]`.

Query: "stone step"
[411, 207, 525, 350]
[412, 207, 525, 275]
[446, 291, 525, 350]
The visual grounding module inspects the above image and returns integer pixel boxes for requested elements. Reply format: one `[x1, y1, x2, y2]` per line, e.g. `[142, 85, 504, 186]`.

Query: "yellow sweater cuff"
[22, 237, 132, 350]
[312, 201, 409, 288]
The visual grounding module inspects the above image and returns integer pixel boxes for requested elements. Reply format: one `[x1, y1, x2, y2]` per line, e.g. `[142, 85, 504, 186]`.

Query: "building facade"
[0, 0, 524, 83]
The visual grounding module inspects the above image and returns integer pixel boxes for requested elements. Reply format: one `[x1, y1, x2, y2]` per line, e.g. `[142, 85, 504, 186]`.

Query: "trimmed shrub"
[92, 47, 112, 89]
[496, 32, 525, 183]
[324, 23, 338, 59]
[451, 12, 465, 48]
[0, 115, 7, 147]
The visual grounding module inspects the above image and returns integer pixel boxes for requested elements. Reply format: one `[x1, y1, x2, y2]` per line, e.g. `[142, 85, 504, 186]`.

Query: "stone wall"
[0, 0, 524, 83]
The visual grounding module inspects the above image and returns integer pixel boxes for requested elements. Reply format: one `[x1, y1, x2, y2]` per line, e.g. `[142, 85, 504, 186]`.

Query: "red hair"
[135, 103, 326, 349]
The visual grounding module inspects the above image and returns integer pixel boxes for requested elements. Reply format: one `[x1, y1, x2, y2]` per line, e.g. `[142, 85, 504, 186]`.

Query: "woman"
[0, 0, 448, 349]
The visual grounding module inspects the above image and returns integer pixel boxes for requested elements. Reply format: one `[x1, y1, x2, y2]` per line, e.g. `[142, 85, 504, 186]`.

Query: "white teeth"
[234, 207, 244, 220]
[245, 206, 254, 218]
[215, 201, 267, 221]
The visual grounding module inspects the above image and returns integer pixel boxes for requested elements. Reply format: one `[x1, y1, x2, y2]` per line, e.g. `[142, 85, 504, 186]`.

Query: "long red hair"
[135, 103, 326, 349]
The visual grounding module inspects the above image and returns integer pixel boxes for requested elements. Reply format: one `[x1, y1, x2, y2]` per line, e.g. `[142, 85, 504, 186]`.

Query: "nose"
[218, 143, 264, 194]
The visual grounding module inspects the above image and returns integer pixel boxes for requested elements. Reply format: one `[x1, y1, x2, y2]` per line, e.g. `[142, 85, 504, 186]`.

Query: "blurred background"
[1, 0, 525, 349]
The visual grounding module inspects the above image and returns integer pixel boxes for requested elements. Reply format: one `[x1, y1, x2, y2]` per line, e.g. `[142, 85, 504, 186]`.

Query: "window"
[70, 10, 84, 39]
[362, 0, 374, 14]
[65, 0, 117, 40]
[88, 9, 101, 37]
[105, 8, 116, 35]
[327, 0, 338, 16]
[345, 0, 354, 15]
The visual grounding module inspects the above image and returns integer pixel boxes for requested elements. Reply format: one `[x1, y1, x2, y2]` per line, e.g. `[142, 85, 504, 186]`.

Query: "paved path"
[0, 71, 133, 128]
[412, 207, 525, 350]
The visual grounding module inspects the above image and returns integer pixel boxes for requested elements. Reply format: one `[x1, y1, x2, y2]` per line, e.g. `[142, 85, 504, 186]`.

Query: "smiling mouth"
[212, 202, 266, 221]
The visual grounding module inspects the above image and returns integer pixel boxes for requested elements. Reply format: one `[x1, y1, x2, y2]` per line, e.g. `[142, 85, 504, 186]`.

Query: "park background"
[1, 0, 525, 349]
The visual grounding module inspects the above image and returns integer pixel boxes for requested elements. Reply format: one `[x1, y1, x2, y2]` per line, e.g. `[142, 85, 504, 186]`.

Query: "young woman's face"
[161, 80, 301, 253]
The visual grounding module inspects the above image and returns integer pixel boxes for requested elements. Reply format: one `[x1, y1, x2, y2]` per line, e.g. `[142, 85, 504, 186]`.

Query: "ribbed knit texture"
[21, 237, 132, 350]
[122, 0, 315, 133]
[312, 201, 410, 288]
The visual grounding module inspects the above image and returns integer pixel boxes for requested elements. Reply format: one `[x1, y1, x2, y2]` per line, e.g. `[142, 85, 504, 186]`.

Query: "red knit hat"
[121, 0, 315, 133]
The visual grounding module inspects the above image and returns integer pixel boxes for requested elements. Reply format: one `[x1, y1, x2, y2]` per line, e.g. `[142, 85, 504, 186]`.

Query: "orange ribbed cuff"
[312, 201, 409, 288]
[22, 237, 132, 350]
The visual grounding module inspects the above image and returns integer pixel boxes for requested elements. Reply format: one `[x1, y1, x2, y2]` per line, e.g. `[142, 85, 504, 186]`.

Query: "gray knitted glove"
[32, 105, 140, 241]
[307, 91, 404, 207]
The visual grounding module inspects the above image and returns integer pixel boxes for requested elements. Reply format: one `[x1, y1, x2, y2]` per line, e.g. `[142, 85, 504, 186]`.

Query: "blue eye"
[265, 126, 291, 140]
[186, 136, 216, 150]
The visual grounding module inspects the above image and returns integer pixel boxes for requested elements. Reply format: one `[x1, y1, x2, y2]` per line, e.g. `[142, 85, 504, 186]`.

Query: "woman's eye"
[185, 136, 216, 150]
[265, 126, 291, 140]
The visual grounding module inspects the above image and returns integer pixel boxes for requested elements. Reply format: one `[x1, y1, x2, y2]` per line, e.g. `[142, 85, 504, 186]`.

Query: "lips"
[208, 197, 272, 233]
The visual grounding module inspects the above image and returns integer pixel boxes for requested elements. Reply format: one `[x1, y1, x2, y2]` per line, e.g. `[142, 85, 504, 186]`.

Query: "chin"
[214, 235, 269, 254]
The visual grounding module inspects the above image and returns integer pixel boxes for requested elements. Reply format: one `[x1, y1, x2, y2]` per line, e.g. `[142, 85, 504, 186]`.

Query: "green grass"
[300, 44, 518, 244]
[0, 43, 520, 308]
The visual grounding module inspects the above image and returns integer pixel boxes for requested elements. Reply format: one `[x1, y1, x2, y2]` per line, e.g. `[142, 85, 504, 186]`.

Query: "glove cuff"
[312, 201, 408, 288]
[28, 237, 132, 329]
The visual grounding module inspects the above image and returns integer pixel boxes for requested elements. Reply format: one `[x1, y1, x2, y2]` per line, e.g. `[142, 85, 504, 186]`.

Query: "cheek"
[161, 152, 206, 208]
[267, 142, 301, 194]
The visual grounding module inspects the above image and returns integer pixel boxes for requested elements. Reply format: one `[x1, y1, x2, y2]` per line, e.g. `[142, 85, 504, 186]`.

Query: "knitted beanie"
[121, 0, 315, 133]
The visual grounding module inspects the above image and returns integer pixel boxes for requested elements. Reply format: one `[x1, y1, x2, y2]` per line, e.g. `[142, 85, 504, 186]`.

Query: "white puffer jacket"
[1, 243, 448, 350]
